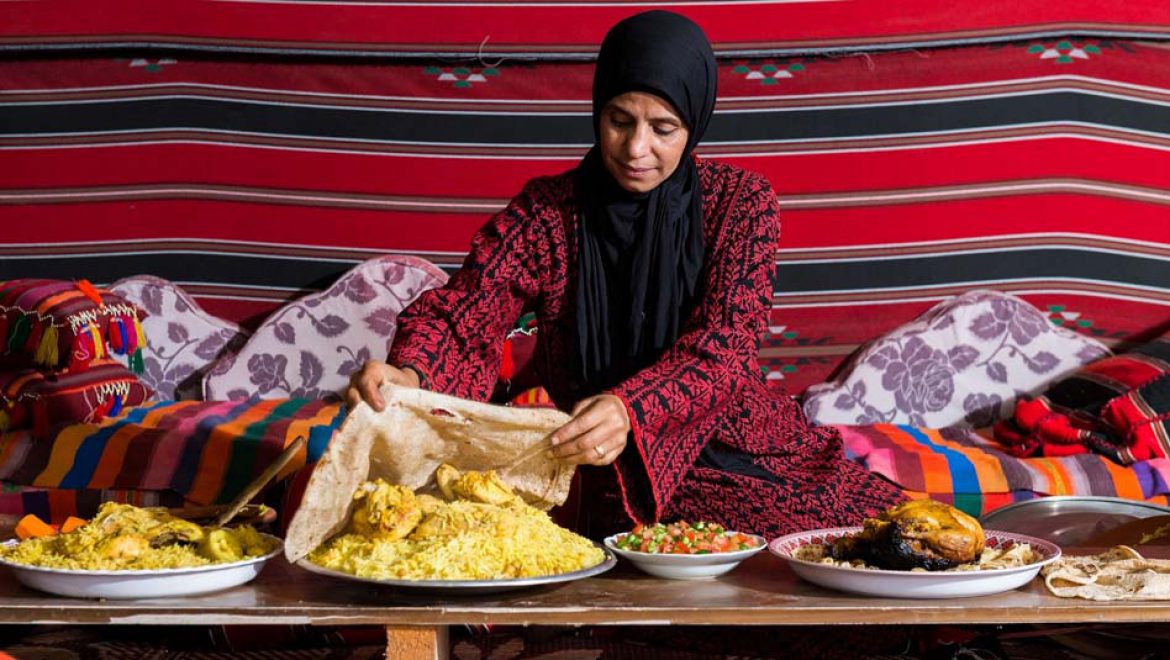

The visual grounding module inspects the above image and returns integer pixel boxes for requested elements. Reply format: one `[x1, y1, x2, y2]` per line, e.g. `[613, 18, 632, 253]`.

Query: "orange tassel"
[76, 279, 104, 307]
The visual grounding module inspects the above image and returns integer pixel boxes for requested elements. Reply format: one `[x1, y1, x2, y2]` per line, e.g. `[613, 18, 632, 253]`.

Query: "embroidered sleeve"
[387, 181, 551, 401]
[608, 171, 781, 520]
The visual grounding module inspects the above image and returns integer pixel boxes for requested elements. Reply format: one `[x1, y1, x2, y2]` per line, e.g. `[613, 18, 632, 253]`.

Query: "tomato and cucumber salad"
[614, 521, 760, 554]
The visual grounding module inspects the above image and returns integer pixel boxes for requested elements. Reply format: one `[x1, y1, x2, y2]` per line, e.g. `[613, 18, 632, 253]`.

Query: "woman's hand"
[345, 360, 421, 412]
[548, 394, 630, 466]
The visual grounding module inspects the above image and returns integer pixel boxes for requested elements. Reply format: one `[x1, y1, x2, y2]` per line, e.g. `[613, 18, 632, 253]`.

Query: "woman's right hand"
[345, 360, 421, 412]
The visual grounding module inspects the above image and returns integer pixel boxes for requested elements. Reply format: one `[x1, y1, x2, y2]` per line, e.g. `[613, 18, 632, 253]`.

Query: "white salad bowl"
[604, 532, 767, 580]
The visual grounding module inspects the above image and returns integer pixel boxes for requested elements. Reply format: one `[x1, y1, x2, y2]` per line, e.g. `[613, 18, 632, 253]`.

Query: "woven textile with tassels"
[0, 358, 153, 434]
[0, 278, 147, 374]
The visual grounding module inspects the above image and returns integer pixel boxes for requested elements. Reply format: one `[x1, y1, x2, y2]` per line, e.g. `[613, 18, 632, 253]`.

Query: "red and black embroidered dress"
[388, 159, 905, 539]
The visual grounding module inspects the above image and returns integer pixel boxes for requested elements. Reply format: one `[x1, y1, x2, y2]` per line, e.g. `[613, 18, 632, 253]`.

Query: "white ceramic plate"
[296, 544, 616, 595]
[0, 534, 283, 599]
[769, 527, 1061, 599]
[604, 532, 767, 580]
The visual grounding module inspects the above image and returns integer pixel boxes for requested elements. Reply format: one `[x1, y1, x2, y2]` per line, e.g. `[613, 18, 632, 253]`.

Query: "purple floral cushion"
[802, 290, 1111, 428]
[202, 256, 448, 401]
[109, 275, 249, 400]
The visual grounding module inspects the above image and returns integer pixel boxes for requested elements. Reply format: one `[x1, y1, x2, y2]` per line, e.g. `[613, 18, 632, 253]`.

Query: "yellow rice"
[308, 502, 604, 580]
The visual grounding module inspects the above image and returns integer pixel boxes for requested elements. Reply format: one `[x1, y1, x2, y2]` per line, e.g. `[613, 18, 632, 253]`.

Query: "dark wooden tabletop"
[1, 547, 1168, 627]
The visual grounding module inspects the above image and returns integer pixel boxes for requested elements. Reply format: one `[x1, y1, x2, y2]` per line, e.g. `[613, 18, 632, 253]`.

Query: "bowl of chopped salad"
[604, 521, 766, 580]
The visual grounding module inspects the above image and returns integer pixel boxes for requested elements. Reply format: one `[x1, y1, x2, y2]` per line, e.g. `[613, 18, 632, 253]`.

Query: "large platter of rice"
[298, 542, 614, 594]
[299, 471, 615, 593]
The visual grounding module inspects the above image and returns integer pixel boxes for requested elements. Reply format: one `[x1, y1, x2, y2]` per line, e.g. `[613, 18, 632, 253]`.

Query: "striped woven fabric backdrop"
[3, 39, 1170, 394]
[2, 1, 1170, 57]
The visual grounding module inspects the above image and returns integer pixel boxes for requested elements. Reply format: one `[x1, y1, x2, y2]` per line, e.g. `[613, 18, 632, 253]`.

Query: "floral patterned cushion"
[202, 256, 447, 401]
[802, 290, 1111, 428]
[109, 275, 250, 401]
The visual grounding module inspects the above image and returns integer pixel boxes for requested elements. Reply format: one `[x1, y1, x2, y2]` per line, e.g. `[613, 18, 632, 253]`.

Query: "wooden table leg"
[385, 625, 449, 660]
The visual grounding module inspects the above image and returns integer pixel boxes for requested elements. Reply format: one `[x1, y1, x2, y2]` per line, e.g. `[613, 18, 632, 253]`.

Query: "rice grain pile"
[308, 499, 604, 581]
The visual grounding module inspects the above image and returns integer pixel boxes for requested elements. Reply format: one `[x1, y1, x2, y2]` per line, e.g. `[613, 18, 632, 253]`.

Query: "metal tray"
[979, 496, 1170, 548]
[295, 544, 616, 595]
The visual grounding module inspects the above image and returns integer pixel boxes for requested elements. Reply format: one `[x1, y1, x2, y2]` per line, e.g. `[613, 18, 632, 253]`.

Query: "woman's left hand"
[548, 394, 630, 466]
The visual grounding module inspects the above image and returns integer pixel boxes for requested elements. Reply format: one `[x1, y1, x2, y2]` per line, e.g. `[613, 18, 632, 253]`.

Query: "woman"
[347, 10, 904, 539]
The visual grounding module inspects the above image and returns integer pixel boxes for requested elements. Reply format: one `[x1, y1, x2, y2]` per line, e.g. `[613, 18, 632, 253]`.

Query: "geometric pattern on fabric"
[385, 161, 905, 537]
[0, 359, 153, 435]
[839, 423, 1170, 517]
[0, 278, 147, 373]
[4, 41, 1170, 394]
[3, 1, 1170, 57]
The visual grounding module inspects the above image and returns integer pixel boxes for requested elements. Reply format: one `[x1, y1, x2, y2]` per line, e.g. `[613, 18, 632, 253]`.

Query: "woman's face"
[598, 91, 690, 194]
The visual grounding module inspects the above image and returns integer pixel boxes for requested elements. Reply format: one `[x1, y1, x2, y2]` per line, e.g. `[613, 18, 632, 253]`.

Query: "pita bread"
[284, 384, 572, 562]
[1043, 546, 1170, 601]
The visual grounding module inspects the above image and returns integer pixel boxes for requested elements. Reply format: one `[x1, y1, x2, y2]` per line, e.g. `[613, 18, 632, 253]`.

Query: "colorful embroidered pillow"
[0, 358, 153, 435]
[110, 275, 250, 401]
[994, 336, 1170, 464]
[0, 279, 146, 373]
[202, 255, 447, 401]
[802, 290, 1111, 429]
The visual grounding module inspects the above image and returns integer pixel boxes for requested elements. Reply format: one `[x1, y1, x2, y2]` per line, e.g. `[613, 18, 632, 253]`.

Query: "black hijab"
[574, 10, 718, 394]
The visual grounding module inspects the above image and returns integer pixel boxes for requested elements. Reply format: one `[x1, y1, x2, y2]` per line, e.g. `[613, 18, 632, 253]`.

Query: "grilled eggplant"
[831, 499, 985, 570]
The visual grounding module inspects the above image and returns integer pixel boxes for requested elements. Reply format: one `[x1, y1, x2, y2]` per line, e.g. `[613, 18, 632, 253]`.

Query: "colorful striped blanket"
[0, 398, 344, 523]
[2, 400, 1168, 524]
[839, 424, 1170, 517]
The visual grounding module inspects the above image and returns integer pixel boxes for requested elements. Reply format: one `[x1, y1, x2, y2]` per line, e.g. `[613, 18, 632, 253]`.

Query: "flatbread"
[1042, 545, 1170, 601]
[284, 384, 571, 562]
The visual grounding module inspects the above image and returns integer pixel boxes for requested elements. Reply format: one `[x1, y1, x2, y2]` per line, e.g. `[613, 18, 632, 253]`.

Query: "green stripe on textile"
[215, 398, 308, 505]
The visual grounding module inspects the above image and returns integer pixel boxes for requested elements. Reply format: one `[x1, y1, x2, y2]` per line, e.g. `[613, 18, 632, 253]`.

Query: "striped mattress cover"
[840, 424, 1170, 517]
[1, 397, 1167, 523]
[0, 398, 344, 524]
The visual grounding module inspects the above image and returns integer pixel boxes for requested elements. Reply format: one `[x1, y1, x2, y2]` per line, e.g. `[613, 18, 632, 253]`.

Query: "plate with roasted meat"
[769, 499, 1061, 598]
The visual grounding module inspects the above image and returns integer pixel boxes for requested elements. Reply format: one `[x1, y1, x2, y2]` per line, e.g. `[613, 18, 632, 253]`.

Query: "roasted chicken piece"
[435, 464, 461, 501]
[351, 480, 423, 540]
[411, 501, 518, 540]
[831, 499, 985, 571]
[433, 463, 519, 506]
[145, 518, 205, 546]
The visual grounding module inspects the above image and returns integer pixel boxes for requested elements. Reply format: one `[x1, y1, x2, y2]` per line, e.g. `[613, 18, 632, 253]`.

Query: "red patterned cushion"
[0, 359, 153, 435]
[0, 279, 147, 373]
[994, 336, 1170, 463]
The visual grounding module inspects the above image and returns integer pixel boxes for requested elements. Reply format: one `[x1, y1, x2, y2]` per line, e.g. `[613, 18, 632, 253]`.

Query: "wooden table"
[0, 549, 1166, 659]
